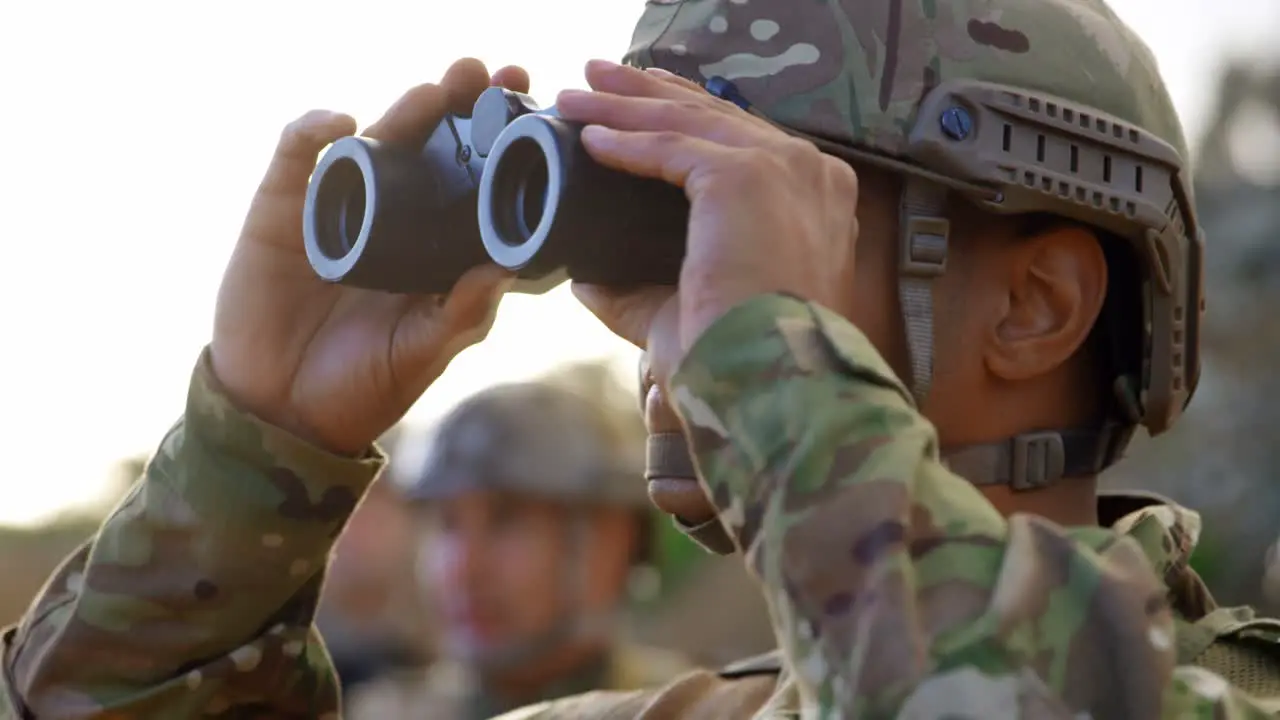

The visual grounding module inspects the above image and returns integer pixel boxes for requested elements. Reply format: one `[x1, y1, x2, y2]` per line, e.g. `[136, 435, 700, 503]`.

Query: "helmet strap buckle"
[1009, 431, 1067, 490]
[898, 178, 951, 406]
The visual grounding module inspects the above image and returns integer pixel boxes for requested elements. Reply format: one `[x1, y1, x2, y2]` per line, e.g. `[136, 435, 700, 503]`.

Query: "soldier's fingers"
[393, 263, 514, 390]
[437, 263, 515, 333]
[363, 58, 492, 144]
[579, 124, 733, 192]
[584, 59, 776, 133]
[257, 110, 358, 198]
[644, 67, 705, 93]
[585, 59, 709, 103]
[557, 91, 770, 149]
[491, 65, 531, 94]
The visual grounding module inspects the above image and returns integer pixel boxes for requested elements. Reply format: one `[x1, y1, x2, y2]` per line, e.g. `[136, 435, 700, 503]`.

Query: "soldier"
[316, 475, 429, 698]
[345, 380, 690, 719]
[3, 3, 1280, 720]
[500, 0, 1280, 716]
[317, 424, 436, 698]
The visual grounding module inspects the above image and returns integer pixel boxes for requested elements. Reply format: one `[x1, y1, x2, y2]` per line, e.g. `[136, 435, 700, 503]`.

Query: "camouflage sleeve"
[0, 349, 384, 720]
[668, 294, 1276, 719]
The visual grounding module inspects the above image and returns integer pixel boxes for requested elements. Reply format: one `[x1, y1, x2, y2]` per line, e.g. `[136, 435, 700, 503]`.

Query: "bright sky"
[0, 0, 1276, 527]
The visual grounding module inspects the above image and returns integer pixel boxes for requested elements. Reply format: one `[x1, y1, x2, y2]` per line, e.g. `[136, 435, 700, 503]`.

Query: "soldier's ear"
[983, 225, 1107, 381]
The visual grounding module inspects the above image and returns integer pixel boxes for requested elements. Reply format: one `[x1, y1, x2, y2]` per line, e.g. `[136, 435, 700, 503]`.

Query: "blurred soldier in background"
[346, 377, 690, 719]
[316, 426, 434, 696]
[316, 479, 432, 696]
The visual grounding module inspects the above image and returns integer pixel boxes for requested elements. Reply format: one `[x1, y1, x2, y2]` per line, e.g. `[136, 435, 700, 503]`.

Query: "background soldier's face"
[414, 490, 570, 658]
[327, 483, 413, 606]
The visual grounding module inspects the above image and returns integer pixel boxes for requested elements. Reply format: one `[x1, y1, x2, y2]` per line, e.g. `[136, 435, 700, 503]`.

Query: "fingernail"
[586, 58, 622, 72]
[556, 88, 588, 103]
[580, 125, 616, 145]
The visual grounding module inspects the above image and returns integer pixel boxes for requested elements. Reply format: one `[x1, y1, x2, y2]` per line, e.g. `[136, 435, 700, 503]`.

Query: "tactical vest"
[695, 492, 1280, 715]
[703, 570, 1280, 715]
[490, 600, 1280, 720]
[1174, 609, 1280, 712]
[495, 493, 1280, 719]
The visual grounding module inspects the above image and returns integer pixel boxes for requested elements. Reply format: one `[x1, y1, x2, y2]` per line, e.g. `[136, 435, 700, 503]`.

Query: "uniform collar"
[1098, 490, 1217, 620]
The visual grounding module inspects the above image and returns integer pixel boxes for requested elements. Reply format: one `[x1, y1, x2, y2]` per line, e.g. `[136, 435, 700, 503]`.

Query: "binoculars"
[303, 87, 691, 295]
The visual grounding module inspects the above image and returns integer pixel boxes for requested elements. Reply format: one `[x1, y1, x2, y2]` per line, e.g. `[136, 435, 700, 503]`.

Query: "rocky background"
[1105, 60, 1280, 614]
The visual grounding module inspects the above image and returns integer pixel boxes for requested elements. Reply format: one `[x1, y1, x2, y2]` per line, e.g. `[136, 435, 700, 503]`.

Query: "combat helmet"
[392, 379, 650, 509]
[627, 0, 1203, 493]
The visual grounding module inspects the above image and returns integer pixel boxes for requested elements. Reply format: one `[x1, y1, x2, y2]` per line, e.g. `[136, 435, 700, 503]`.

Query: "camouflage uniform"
[2, 0, 1280, 719]
[345, 382, 691, 719]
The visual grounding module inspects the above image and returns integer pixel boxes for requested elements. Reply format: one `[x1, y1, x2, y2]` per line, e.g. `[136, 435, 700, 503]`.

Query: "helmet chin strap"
[457, 512, 617, 673]
[641, 176, 1130, 558]
[896, 177, 1124, 490]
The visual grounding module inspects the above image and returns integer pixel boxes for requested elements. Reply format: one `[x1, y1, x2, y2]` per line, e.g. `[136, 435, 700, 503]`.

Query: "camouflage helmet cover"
[624, 0, 1204, 447]
[392, 381, 650, 508]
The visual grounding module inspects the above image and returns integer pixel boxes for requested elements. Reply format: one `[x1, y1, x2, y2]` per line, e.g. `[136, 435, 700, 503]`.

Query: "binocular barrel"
[303, 87, 690, 295]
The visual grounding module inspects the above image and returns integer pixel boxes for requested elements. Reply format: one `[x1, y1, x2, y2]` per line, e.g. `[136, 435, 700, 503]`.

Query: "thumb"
[392, 264, 513, 387]
[644, 297, 686, 388]
[439, 264, 515, 334]
[572, 282, 672, 348]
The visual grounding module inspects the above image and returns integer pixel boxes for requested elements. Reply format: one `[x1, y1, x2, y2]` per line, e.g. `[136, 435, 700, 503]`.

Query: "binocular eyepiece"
[303, 87, 690, 295]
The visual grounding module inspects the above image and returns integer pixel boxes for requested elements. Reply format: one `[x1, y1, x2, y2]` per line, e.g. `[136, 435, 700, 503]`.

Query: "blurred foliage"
[651, 514, 706, 594]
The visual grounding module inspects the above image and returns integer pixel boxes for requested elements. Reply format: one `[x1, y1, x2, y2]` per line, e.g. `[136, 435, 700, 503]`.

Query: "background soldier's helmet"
[627, 0, 1203, 491]
[392, 380, 650, 509]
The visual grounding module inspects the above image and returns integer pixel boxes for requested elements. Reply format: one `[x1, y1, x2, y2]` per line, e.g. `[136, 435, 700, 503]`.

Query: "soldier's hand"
[211, 59, 528, 455]
[563, 59, 858, 372]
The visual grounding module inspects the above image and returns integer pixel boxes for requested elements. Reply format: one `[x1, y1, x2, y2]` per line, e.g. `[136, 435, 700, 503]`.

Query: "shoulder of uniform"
[1097, 490, 1217, 620]
[1095, 490, 1179, 527]
[344, 663, 469, 719]
[421, 659, 477, 694]
[716, 649, 783, 679]
[342, 667, 427, 718]
[609, 642, 697, 688]
[1100, 492, 1202, 569]
[492, 689, 653, 720]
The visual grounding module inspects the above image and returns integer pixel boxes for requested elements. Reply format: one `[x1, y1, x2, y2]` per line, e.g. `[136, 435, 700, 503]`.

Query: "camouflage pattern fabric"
[1, 349, 368, 719]
[497, 489, 1280, 719]
[1, 298, 1276, 718]
[624, 0, 1188, 166]
[489, 295, 1280, 719]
